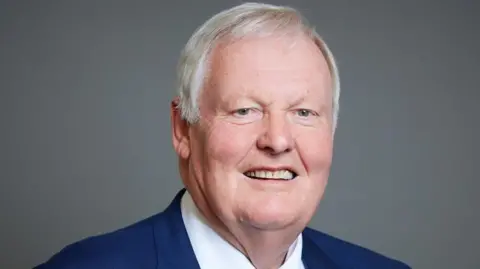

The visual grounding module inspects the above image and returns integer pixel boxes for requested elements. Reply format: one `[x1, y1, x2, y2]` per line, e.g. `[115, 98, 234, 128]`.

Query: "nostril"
[260, 146, 292, 156]
[256, 132, 293, 154]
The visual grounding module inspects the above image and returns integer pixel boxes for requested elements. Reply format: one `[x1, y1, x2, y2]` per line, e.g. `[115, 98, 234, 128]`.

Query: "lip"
[243, 166, 298, 178]
[244, 166, 296, 173]
[241, 172, 296, 190]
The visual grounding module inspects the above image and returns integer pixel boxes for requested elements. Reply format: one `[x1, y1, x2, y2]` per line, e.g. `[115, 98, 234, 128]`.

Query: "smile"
[244, 169, 297, 180]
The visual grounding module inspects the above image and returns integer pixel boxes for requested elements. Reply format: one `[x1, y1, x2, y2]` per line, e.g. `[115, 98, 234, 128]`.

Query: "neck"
[194, 196, 302, 269]
[229, 227, 300, 269]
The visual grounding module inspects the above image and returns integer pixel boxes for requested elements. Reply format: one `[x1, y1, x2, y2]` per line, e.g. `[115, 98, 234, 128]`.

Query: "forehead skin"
[202, 34, 333, 115]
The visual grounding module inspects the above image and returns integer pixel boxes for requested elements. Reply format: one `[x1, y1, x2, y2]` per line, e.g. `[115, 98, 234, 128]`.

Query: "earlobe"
[171, 98, 191, 159]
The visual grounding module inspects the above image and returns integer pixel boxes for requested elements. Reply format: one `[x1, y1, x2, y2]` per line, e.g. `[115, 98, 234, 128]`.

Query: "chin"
[247, 218, 297, 231]
[238, 203, 305, 231]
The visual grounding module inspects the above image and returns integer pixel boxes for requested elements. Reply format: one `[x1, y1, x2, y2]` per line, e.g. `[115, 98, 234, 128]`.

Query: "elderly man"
[35, 3, 410, 269]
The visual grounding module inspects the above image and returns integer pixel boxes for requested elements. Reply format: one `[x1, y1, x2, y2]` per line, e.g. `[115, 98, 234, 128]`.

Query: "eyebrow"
[288, 95, 307, 108]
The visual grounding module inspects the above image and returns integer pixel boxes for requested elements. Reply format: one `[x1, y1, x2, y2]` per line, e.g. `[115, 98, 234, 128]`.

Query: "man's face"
[175, 34, 333, 230]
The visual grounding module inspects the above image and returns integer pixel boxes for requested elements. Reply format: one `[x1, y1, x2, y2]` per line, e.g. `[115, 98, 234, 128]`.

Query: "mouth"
[243, 169, 297, 181]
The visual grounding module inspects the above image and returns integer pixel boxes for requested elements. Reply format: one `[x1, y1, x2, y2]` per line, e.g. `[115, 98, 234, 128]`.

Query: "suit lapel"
[153, 189, 201, 269]
[302, 234, 340, 269]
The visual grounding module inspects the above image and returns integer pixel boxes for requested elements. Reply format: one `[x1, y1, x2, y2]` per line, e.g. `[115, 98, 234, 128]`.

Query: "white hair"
[176, 2, 341, 131]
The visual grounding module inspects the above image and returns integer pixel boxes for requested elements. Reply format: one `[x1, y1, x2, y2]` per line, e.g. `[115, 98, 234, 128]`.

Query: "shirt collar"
[180, 190, 304, 269]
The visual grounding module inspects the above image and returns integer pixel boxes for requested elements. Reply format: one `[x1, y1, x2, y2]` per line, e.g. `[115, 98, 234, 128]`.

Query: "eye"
[233, 108, 253, 116]
[228, 107, 262, 124]
[296, 109, 316, 117]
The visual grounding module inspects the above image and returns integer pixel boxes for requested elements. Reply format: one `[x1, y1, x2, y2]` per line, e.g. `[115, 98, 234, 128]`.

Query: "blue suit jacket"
[35, 189, 410, 269]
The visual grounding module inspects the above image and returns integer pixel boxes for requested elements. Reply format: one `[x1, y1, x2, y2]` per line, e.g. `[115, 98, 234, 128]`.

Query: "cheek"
[295, 129, 333, 175]
[205, 122, 258, 164]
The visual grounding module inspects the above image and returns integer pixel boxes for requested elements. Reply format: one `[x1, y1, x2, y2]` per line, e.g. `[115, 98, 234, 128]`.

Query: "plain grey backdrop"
[1, 1, 478, 268]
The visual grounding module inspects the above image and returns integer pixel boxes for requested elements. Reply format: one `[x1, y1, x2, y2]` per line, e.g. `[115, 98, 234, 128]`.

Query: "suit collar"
[153, 188, 201, 269]
[301, 229, 339, 269]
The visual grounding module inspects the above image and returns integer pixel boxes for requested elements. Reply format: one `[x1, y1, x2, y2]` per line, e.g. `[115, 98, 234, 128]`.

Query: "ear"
[171, 97, 191, 160]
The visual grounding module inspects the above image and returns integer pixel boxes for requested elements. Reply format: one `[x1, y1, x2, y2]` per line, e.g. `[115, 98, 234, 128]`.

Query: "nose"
[256, 112, 294, 155]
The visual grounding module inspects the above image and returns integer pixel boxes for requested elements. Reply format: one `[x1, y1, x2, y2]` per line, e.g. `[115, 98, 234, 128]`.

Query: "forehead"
[205, 34, 332, 99]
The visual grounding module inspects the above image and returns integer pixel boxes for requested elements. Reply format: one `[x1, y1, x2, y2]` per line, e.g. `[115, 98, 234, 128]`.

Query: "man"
[35, 3, 410, 269]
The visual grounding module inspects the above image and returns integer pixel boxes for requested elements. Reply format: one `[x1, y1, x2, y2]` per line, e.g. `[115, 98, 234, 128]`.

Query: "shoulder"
[34, 214, 161, 269]
[302, 227, 411, 269]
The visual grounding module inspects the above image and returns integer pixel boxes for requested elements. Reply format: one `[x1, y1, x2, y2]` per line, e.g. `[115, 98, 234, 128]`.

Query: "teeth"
[245, 170, 294, 180]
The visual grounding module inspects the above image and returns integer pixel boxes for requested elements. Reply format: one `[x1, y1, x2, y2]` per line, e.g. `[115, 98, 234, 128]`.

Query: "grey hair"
[175, 2, 341, 131]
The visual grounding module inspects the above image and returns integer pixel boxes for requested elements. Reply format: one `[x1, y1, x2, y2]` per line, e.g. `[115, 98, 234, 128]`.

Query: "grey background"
[1, 1, 478, 268]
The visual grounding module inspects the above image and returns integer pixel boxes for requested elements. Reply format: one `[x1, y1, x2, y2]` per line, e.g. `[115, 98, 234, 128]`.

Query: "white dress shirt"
[181, 191, 305, 269]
